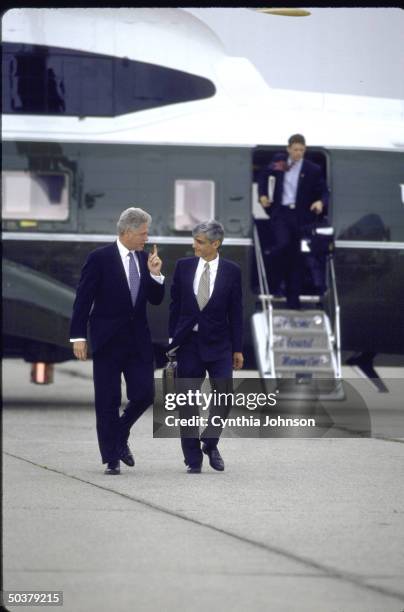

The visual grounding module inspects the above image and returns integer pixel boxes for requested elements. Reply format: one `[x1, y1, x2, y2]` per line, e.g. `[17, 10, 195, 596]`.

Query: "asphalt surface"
[2, 359, 404, 612]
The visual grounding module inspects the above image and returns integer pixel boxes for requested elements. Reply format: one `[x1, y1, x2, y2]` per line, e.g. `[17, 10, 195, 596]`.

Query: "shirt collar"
[117, 237, 135, 258]
[199, 254, 219, 271]
[288, 157, 303, 171]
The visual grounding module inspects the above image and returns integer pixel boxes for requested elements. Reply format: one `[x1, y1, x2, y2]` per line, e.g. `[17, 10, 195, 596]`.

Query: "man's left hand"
[148, 244, 162, 275]
[233, 352, 244, 370]
[310, 200, 323, 215]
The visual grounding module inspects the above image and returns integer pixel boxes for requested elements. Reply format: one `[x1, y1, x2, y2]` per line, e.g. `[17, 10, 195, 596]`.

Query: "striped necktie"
[197, 262, 210, 310]
[128, 252, 140, 306]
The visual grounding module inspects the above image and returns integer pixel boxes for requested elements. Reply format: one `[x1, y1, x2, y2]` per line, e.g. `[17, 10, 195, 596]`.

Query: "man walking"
[70, 207, 164, 474]
[169, 220, 243, 473]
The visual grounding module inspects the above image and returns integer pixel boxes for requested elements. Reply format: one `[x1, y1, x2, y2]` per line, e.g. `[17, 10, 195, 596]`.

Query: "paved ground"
[2, 359, 404, 612]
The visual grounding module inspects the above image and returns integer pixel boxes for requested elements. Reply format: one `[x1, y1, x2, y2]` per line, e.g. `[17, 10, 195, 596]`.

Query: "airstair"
[252, 224, 343, 399]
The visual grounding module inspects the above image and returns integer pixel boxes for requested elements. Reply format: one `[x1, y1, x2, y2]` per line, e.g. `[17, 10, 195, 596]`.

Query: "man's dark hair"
[288, 133, 306, 146]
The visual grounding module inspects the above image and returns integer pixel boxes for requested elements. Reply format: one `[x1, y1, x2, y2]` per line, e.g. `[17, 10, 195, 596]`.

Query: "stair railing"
[328, 254, 342, 377]
[253, 224, 274, 376]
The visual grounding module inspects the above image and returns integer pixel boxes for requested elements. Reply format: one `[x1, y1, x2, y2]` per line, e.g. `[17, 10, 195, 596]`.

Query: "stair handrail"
[328, 254, 342, 378]
[253, 223, 269, 296]
[253, 224, 275, 376]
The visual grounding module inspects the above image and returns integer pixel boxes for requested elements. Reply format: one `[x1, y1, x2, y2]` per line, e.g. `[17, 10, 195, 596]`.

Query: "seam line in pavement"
[372, 435, 404, 444]
[4, 451, 404, 605]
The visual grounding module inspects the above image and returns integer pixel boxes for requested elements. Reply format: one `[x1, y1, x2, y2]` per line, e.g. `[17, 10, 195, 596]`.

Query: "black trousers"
[267, 207, 302, 307]
[176, 333, 233, 468]
[92, 326, 154, 463]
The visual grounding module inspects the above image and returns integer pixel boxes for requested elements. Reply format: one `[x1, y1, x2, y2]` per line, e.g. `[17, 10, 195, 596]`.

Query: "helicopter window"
[2, 42, 216, 117]
[174, 180, 215, 231]
[331, 150, 404, 242]
[2, 171, 69, 221]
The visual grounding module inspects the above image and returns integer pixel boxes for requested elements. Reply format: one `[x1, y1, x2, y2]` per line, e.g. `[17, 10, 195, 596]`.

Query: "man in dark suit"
[169, 220, 243, 473]
[70, 207, 164, 474]
[258, 133, 329, 309]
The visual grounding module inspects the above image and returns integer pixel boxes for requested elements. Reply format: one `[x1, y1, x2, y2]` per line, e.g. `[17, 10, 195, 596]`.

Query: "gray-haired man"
[70, 207, 164, 474]
[169, 220, 244, 473]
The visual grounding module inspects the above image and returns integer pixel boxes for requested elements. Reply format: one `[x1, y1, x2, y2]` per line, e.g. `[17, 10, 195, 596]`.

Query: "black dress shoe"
[104, 460, 120, 475]
[186, 465, 202, 474]
[202, 444, 224, 471]
[119, 443, 135, 467]
[184, 459, 202, 473]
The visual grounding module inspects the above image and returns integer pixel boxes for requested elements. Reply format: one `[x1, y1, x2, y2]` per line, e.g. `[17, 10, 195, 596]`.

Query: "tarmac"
[2, 358, 404, 612]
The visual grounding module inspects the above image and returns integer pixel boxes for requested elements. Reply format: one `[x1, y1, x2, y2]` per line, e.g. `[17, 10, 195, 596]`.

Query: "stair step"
[275, 309, 324, 315]
[273, 333, 330, 350]
[274, 351, 334, 369]
[275, 367, 336, 378]
[270, 295, 321, 301]
[273, 311, 326, 331]
[269, 377, 344, 399]
[273, 327, 328, 335]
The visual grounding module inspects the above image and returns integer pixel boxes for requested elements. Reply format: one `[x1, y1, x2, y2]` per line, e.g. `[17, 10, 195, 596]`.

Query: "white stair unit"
[252, 224, 342, 387]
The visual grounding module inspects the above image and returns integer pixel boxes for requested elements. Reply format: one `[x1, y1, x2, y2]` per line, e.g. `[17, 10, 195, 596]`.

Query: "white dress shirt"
[116, 238, 164, 285]
[282, 157, 303, 206]
[70, 239, 164, 342]
[192, 255, 219, 331]
[193, 255, 219, 297]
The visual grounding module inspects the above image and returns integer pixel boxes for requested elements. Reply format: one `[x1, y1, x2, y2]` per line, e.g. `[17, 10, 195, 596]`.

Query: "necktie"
[286, 160, 295, 171]
[128, 252, 140, 306]
[197, 262, 210, 310]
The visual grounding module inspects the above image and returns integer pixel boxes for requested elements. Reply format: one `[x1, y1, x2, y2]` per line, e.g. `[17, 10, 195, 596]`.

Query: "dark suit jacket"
[169, 257, 243, 361]
[258, 154, 329, 226]
[70, 242, 164, 358]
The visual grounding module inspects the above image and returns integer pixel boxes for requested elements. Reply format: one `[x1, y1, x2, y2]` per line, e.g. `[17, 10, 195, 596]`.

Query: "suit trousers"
[92, 325, 154, 463]
[267, 207, 302, 306]
[176, 333, 233, 467]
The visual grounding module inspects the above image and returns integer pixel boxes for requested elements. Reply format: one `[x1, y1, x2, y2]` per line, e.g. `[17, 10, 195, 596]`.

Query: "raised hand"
[147, 244, 162, 275]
